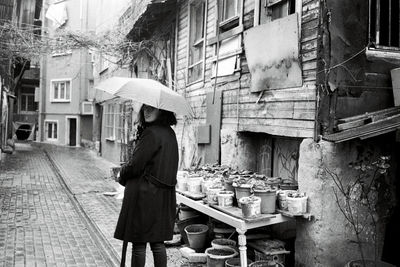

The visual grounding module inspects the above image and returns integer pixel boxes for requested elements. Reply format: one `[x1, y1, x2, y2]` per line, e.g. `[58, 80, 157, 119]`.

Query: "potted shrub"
[325, 155, 395, 267]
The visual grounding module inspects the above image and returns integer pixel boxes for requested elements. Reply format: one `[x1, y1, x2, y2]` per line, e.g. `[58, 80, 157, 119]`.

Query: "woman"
[114, 104, 178, 267]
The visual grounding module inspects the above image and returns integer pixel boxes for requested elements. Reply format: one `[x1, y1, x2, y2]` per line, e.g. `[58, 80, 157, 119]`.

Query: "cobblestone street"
[0, 142, 184, 267]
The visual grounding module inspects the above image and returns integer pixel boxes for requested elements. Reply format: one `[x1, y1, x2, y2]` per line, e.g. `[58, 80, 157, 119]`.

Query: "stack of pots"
[205, 247, 238, 267]
[233, 184, 252, 208]
[207, 186, 224, 205]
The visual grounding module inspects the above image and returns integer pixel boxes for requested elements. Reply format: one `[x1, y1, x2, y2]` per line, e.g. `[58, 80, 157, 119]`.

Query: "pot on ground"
[345, 260, 396, 267]
[205, 247, 238, 267]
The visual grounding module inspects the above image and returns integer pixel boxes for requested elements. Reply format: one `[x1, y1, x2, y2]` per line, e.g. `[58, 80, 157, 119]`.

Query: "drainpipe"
[0, 77, 3, 151]
[38, 1, 48, 142]
[316, 0, 335, 139]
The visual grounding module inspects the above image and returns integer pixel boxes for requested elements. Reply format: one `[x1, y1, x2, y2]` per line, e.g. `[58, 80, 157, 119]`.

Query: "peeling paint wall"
[295, 138, 398, 266]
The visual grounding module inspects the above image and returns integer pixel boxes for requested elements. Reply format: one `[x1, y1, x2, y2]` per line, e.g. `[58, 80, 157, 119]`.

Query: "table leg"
[236, 228, 247, 267]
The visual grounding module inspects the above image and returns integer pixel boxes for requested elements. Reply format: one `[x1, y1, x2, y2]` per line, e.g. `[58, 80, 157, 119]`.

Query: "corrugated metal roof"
[128, 0, 176, 41]
[322, 107, 400, 143]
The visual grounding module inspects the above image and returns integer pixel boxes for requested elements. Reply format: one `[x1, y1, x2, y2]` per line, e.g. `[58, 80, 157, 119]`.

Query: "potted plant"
[325, 155, 394, 267]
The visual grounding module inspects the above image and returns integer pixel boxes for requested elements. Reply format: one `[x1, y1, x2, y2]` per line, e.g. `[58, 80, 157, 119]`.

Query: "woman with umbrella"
[114, 103, 179, 267]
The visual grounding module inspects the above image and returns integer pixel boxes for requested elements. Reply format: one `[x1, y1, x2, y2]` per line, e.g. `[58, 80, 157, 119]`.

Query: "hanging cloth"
[45, 1, 68, 28]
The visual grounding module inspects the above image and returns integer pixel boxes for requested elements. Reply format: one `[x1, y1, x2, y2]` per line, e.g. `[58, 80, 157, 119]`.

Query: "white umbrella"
[95, 77, 194, 117]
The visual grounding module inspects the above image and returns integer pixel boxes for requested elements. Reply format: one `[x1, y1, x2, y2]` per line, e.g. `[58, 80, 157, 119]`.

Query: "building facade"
[39, 0, 96, 147]
[10, 0, 42, 142]
[94, 0, 400, 266]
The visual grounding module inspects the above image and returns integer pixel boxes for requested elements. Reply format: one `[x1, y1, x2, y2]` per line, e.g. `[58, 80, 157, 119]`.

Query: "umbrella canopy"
[95, 77, 194, 117]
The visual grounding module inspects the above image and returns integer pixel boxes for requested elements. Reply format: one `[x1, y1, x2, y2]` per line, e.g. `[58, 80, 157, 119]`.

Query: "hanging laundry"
[45, 1, 68, 28]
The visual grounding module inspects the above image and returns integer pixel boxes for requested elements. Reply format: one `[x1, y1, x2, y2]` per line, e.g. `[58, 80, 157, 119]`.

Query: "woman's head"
[137, 104, 177, 126]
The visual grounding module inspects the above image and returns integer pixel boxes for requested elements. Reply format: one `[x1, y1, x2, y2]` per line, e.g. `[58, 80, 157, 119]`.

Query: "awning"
[322, 107, 400, 143]
[127, 0, 176, 41]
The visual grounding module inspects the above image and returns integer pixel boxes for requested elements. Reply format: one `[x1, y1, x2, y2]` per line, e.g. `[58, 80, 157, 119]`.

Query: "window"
[369, 0, 400, 49]
[99, 53, 110, 74]
[20, 93, 37, 112]
[187, 0, 206, 84]
[104, 103, 124, 141]
[104, 103, 115, 140]
[115, 104, 124, 141]
[258, 0, 296, 24]
[51, 79, 71, 102]
[219, 0, 240, 30]
[45, 121, 58, 140]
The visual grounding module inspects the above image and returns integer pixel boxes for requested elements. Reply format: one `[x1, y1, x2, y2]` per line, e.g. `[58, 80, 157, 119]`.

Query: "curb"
[42, 148, 121, 267]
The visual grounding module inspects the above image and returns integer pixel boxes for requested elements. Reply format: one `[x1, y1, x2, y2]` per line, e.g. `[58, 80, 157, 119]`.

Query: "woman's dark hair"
[136, 105, 177, 128]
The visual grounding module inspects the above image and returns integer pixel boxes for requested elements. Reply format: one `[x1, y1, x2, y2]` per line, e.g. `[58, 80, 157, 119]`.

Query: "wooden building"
[99, 0, 400, 265]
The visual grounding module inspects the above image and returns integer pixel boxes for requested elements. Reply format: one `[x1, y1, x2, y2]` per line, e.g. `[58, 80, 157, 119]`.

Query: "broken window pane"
[370, 0, 400, 48]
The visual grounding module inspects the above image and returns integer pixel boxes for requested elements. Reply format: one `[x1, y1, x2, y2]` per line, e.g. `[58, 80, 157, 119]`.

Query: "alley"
[0, 143, 183, 267]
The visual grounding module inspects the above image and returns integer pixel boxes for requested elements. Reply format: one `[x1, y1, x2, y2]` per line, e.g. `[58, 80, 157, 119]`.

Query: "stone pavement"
[0, 142, 114, 266]
[0, 142, 186, 266]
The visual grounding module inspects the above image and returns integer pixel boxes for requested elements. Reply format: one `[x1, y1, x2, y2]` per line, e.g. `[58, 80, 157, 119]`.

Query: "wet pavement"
[0, 142, 185, 266]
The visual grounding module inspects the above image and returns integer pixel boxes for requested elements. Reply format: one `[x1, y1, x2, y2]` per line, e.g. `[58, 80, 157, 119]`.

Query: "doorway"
[66, 116, 78, 146]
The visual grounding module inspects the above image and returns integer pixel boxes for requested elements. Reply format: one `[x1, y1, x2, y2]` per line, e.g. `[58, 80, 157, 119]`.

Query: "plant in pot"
[325, 155, 394, 267]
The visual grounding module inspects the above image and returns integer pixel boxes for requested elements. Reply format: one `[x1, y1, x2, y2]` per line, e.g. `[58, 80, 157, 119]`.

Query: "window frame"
[254, 0, 300, 26]
[20, 93, 37, 113]
[219, 0, 241, 30]
[186, 0, 208, 85]
[44, 120, 58, 141]
[115, 104, 125, 142]
[103, 102, 125, 142]
[368, 0, 400, 51]
[50, 79, 72, 102]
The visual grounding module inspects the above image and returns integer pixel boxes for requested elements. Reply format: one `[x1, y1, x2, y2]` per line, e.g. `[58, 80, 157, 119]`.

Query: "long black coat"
[114, 123, 178, 242]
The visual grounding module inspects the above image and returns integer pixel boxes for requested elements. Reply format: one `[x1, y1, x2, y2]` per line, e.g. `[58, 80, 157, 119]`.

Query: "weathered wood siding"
[0, 0, 13, 23]
[175, 0, 320, 138]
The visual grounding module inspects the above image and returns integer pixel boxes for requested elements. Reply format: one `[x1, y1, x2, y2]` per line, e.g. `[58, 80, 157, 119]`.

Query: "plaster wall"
[100, 138, 122, 165]
[220, 128, 300, 179]
[295, 138, 397, 267]
[45, 52, 84, 114]
[220, 129, 257, 171]
[42, 114, 67, 145]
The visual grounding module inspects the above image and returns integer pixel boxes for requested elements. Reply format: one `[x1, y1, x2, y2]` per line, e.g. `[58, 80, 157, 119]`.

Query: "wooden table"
[176, 193, 292, 267]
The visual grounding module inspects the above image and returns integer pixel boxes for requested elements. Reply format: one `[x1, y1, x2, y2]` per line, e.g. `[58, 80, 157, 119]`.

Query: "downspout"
[38, 0, 48, 142]
[0, 78, 3, 150]
[316, 0, 334, 138]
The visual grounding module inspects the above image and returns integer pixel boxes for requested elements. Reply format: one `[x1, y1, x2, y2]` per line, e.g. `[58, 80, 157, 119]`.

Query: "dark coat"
[114, 123, 178, 242]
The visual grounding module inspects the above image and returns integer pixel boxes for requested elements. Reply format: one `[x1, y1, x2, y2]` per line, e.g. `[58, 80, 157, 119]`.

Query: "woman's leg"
[131, 242, 147, 267]
[150, 242, 167, 267]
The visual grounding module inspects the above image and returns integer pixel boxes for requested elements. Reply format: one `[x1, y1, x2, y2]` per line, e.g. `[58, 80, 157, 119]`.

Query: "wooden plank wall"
[175, 0, 320, 138]
[0, 1, 13, 23]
